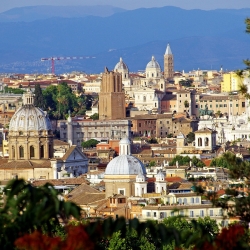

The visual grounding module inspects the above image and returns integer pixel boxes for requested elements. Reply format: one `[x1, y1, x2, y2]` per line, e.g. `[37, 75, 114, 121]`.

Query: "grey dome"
[146, 56, 161, 69]
[114, 57, 128, 71]
[9, 105, 52, 132]
[105, 155, 146, 175]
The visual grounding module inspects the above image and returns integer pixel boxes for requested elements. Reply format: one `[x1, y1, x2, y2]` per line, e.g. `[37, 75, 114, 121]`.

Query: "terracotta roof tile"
[53, 139, 70, 146]
[0, 160, 51, 169]
[61, 145, 77, 160]
[32, 178, 88, 187]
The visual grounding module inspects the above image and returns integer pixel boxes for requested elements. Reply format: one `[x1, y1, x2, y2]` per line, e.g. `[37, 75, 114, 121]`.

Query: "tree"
[169, 155, 205, 167]
[33, 84, 45, 109]
[90, 113, 99, 120]
[236, 18, 250, 98]
[0, 179, 81, 250]
[186, 132, 195, 143]
[210, 151, 250, 180]
[81, 139, 99, 148]
[184, 100, 189, 108]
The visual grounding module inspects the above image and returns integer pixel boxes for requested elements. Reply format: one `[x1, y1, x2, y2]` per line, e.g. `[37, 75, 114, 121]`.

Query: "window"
[30, 146, 35, 158]
[242, 102, 245, 107]
[147, 212, 151, 217]
[19, 146, 24, 158]
[196, 197, 200, 203]
[180, 210, 184, 216]
[139, 123, 141, 128]
[209, 210, 214, 216]
[200, 210, 204, 217]
[190, 211, 194, 217]
[40, 145, 44, 158]
[236, 104, 238, 107]
[191, 198, 194, 204]
[12, 146, 15, 158]
[153, 212, 157, 217]
[118, 189, 125, 195]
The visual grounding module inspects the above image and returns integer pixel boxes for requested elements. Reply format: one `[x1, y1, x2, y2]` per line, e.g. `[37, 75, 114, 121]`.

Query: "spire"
[165, 43, 172, 55]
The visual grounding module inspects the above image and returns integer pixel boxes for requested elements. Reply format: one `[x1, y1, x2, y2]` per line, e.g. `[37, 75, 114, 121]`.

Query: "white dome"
[105, 155, 146, 175]
[114, 57, 128, 71]
[9, 105, 52, 132]
[156, 171, 165, 181]
[136, 173, 146, 182]
[146, 56, 161, 70]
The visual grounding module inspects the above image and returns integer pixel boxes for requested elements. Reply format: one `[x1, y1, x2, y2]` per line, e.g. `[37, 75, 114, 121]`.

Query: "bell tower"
[99, 67, 125, 120]
[164, 43, 174, 80]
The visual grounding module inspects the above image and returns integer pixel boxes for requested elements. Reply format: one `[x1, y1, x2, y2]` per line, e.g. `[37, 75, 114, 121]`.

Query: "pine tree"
[34, 84, 45, 109]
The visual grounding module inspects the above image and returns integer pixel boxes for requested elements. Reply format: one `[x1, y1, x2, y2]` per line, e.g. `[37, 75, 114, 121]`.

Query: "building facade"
[99, 67, 125, 120]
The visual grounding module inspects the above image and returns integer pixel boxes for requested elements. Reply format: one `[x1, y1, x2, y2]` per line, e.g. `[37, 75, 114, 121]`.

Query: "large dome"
[114, 57, 128, 71]
[105, 155, 146, 175]
[146, 56, 161, 69]
[9, 105, 52, 132]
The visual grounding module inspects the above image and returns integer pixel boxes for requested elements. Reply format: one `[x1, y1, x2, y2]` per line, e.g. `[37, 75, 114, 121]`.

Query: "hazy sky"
[1, 0, 250, 12]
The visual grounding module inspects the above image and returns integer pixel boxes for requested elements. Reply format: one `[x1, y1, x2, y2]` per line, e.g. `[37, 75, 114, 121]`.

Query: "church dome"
[105, 155, 146, 175]
[114, 57, 128, 71]
[9, 106, 52, 132]
[156, 171, 165, 181]
[146, 56, 161, 70]
[136, 173, 146, 182]
[9, 90, 52, 133]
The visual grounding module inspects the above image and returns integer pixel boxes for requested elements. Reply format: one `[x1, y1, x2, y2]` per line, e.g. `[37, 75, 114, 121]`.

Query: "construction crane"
[41, 56, 96, 74]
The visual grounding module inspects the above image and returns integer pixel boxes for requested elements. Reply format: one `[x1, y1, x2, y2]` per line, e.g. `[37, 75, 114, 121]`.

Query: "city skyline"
[1, 0, 250, 12]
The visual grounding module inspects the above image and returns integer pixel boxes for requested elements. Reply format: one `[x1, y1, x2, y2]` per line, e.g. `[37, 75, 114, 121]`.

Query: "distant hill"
[0, 6, 249, 73]
[0, 5, 126, 22]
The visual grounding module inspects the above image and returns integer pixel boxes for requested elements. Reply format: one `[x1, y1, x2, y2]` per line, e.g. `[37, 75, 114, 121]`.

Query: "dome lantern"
[23, 88, 34, 105]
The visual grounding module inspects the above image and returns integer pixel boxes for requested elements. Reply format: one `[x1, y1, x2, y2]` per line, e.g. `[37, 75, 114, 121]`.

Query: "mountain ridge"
[0, 6, 249, 73]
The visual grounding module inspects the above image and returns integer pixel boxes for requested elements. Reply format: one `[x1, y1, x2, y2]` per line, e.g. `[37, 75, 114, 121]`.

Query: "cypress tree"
[34, 84, 45, 109]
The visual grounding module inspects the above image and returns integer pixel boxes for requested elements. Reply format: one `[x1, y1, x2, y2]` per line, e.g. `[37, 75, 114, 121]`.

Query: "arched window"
[19, 146, 24, 158]
[205, 137, 209, 146]
[178, 198, 182, 204]
[40, 145, 44, 158]
[12, 146, 15, 158]
[191, 198, 194, 204]
[155, 103, 157, 107]
[198, 138, 202, 147]
[152, 73, 154, 77]
[30, 146, 35, 158]
[143, 96, 146, 102]
[183, 198, 187, 204]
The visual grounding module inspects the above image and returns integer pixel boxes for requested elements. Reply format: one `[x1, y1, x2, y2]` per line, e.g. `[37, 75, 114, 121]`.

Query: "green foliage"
[186, 132, 195, 143]
[149, 161, 156, 167]
[147, 138, 158, 144]
[2, 86, 25, 94]
[179, 79, 193, 87]
[90, 113, 99, 120]
[0, 179, 81, 250]
[81, 139, 99, 148]
[169, 155, 205, 167]
[210, 151, 250, 180]
[33, 84, 45, 109]
[184, 100, 189, 108]
[42, 82, 94, 119]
